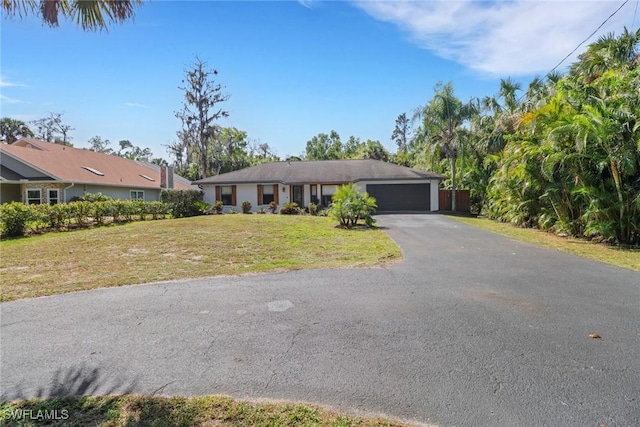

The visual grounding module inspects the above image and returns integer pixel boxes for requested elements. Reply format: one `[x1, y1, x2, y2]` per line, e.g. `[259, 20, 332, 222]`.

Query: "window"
[259, 184, 276, 205]
[130, 190, 144, 201]
[310, 185, 318, 204]
[48, 189, 60, 205]
[221, 186, 233, 205]
[216, 185, 236, 206]
[321, 185, 338, 206]
[26, 189, 42, 205]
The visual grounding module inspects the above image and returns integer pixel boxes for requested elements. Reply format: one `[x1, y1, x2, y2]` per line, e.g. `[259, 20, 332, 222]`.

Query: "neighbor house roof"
[192, 159, 444, 185]
[0, 138, 194, 190]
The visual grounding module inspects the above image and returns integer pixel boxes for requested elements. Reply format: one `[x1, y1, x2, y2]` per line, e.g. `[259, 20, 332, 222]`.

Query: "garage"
[366, 183, 430, 211]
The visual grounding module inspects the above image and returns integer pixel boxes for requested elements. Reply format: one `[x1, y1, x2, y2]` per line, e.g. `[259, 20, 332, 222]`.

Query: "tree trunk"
[451, 156, 456, 212]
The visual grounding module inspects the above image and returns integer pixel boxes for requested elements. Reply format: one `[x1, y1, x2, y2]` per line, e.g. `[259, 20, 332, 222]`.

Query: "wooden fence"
[439, 189, 470, 212]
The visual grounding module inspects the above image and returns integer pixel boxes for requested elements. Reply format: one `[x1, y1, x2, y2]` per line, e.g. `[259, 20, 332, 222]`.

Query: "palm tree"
[2, 0, 143, 31]
[570, 27, 640, 82]
[416, 82, 475, 211]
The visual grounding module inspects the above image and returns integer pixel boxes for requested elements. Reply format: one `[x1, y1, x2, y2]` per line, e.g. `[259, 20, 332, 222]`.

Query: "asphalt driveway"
[1, 214, 638, 426]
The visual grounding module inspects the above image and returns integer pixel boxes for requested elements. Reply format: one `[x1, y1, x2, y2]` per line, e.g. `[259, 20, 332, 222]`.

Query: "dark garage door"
[366, 183, 430, 211]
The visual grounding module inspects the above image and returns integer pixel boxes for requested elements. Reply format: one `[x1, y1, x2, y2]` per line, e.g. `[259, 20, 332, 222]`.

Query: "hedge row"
[0, 200, 171, 237]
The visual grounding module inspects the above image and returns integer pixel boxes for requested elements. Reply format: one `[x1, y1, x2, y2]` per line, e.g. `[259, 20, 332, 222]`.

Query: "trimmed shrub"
[161, 189, 204, 218]
[71, 192, 113, 202]
[0, 202, 33, 237]
[213, 200, 223, 214]
[93, 201, 113, 225]
[268, 201, 278, 214]
[146, 201, 170, 220]
[279, 202, 300, 215]
[69, 201, 92, 227]
[308, 202, 318, 216]
[241, 200, 252, 214]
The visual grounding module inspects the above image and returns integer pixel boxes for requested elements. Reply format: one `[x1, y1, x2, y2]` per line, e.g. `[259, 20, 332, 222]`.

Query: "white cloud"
[0, 76, 28, 87]
[0, 94, 24, 104]
[124, 102, 149, 108]
[354, 0, 635, 76]
[297, 0, 316, 9]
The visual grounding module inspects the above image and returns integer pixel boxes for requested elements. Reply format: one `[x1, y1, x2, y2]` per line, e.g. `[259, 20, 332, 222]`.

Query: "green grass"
[0, 215, 401, 302]
[449, 215, 640, 272]
[0, 395, 412, 427]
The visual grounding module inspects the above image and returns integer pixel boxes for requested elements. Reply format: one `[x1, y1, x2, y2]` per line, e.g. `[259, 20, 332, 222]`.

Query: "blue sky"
[1, 0, 637, 160]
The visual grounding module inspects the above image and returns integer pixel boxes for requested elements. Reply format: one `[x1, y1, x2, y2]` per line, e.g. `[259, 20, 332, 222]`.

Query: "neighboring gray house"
[193, 159, 444, 212]
[0, 138, 196, 204]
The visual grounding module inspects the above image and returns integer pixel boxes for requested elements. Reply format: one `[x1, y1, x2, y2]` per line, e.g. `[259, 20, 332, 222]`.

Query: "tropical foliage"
[1, 0, 142, 31]
[329, 183, 377, 228]
[402, 28, 640, 245]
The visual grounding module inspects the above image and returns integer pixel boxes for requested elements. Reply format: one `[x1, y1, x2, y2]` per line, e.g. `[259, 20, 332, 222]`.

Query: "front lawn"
[0, 215, 400, 302]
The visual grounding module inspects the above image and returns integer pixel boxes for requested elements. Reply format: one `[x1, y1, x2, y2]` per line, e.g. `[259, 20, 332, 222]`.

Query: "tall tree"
[1, 0, 143, 31]
[391, 113, 411, 152]
[87, 135, 112, 154]
[415, 82, 474, 211]
[31, 112, 74, 145]
[0, 117, 34, 143]
[175, 56, 230, 179]
[117, 139, 152, 161]
[358, 139, 390, 162]
[304, 130, 343, 160]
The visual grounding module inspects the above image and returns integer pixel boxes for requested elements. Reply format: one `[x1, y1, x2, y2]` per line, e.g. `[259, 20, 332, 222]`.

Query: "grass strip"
[0, 394, 413, 427]
[449, 215, 639, 272]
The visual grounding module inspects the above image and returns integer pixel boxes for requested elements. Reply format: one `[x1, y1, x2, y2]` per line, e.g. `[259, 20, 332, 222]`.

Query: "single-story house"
[0, 137, 196, 204]
[193, 159, 444, 212]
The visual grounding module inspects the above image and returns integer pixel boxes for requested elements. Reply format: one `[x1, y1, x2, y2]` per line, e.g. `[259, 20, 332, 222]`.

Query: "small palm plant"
[329, 183, 377, 228]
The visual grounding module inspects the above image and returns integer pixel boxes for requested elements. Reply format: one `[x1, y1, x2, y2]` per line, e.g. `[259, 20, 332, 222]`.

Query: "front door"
[292, 185, 304, 207]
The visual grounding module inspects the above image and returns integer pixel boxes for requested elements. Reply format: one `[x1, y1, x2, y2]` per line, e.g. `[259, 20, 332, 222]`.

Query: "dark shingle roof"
[193, 159, 443, 185]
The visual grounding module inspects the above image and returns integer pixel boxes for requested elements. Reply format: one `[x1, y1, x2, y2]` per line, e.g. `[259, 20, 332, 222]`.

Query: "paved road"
[1, 214, 638, 426]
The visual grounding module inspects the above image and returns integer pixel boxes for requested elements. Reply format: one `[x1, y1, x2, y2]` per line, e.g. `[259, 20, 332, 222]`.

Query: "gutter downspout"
[63, 182, 75, 202]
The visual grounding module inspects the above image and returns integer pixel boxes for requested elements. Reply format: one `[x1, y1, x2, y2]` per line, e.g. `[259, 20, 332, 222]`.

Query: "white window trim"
[26, 188, 42, 205]
[48, 189, 60, 205]
[130, 190, 145, 201]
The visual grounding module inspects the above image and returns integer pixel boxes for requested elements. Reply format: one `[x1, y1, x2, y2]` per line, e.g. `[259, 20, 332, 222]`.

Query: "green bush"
[213, 200, 224, 214]
[268, 201, 278, 214]
[241, 200, 252, 214]
[46, 203, 71, 229]
[257, 207, 266, 214]
[69, 201, 92, 227]
[69, 191, 114, 203]
[329, 183, 377, 228]
[146, 201, 170, 220]
[308, 202, 318, 216]
[279, 202, 300, 215]
[0, 202, 33, 236]
[92, 201, 113, 225]
[160, 189, 204, 218]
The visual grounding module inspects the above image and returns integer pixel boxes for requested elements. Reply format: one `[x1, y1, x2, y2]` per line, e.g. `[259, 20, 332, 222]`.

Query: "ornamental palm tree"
[415, 82, 475, 211]
[2, 0, 142, 31]
[570, 27, 640, 82]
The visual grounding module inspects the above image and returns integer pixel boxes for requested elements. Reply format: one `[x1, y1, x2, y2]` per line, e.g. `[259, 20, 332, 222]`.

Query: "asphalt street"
[1, 214, 638, 426]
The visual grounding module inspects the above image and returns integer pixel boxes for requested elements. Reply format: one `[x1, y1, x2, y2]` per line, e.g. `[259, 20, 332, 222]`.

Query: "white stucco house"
[192, 159, 444, 212]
